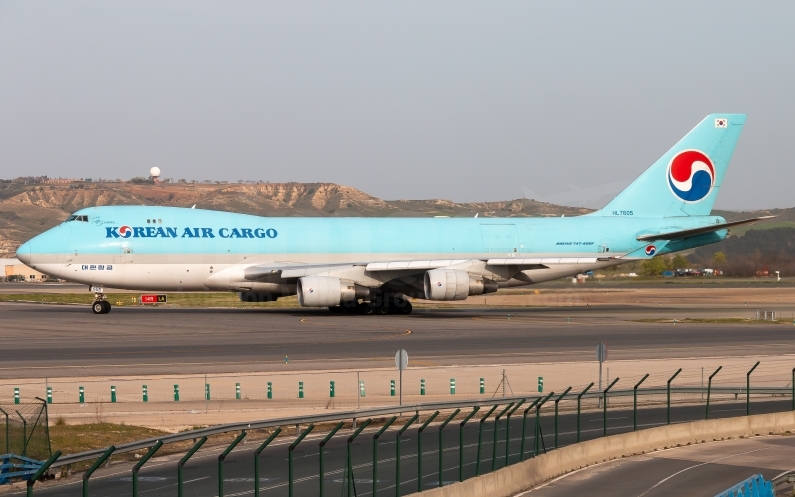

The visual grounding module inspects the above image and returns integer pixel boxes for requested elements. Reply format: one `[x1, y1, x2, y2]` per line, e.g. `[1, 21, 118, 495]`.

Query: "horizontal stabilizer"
[636, 216, 775, 242]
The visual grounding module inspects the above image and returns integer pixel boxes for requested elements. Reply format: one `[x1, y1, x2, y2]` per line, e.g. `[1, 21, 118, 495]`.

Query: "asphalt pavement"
[3, 302, 795, 378]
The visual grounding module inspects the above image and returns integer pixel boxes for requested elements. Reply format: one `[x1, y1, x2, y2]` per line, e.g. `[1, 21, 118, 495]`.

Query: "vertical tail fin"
[596, 114, 746, 218]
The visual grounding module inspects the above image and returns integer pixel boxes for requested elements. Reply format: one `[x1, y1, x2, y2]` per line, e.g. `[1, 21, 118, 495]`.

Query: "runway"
[3, 301, 795, 378]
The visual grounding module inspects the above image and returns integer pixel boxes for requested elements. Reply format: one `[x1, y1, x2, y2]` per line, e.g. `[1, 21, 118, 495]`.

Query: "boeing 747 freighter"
[16, 114, 770, 314]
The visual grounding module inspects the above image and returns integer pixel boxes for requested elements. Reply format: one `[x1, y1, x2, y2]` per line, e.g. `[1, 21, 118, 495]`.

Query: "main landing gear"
[91, 287, 111, 314]
[328, 296, 413, 315]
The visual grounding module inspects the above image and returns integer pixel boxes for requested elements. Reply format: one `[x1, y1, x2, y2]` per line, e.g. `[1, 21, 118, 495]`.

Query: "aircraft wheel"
[357, 302, 372, 315]
[400, 301, 413, 314]
[375, 304, 390, 316]
[92, 301, 105, 314]
[102, 301, 112, 314]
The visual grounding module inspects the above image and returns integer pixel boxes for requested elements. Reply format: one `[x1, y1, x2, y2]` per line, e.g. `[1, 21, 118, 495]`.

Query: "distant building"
[1, 258, 49, 282]
[45, 178, 80, 184]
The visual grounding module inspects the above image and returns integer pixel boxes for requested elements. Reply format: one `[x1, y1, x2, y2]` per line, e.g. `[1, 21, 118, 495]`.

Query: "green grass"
[0, 292, 300, 308]
[729, 220, 795, 236]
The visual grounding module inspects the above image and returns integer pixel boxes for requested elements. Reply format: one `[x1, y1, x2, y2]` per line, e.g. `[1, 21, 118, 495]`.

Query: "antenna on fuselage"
[191, 204, 196, 209]
[474, 213, 478, 218]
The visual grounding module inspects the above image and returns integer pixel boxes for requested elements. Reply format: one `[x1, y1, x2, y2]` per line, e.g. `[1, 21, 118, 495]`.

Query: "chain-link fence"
[0, 400, 51, 460]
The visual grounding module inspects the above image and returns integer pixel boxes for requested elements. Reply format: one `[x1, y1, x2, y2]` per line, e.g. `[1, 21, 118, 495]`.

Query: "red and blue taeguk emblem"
[118, 225, 132, 238]
[667, 150, 715, 203]
[645, 245, 657, 256]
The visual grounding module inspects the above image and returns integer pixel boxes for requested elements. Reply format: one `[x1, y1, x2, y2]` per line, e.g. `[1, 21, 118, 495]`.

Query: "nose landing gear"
[91, 287, 111, 314]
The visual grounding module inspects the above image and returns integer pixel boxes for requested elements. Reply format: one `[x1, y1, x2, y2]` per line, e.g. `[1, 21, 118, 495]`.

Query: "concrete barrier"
[408, 411, 795, 497]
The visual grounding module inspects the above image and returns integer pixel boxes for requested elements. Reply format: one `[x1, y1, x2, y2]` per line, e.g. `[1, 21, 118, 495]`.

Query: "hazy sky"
[1, 2, 793, 209]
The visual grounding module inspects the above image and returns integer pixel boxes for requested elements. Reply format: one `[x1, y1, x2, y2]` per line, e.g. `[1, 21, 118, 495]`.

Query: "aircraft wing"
[636, 216, 775, 242]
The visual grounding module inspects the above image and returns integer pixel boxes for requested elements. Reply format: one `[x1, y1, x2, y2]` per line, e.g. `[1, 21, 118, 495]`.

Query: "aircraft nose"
[16, 241, 31, 265]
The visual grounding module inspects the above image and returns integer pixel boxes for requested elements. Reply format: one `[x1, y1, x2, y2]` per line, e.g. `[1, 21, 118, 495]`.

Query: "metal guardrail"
[714, 474, 774, 497]
[48, 385, 791, 469]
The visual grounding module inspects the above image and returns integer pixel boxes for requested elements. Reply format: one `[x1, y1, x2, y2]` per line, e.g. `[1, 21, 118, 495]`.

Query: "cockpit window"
[65, 215, 89, 222]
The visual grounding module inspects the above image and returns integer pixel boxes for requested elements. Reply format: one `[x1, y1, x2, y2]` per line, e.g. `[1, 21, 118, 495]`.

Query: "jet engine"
[297, 276, 367, 307]
[423, 269, 498, 301]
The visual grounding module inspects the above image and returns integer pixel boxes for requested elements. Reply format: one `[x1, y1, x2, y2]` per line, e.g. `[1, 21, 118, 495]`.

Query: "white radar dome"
[149, 167, 161, 178]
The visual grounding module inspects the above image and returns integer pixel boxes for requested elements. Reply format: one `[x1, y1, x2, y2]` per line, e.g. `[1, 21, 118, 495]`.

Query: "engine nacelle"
[423, 269, 498, 301]
[297, 276, 361, 307]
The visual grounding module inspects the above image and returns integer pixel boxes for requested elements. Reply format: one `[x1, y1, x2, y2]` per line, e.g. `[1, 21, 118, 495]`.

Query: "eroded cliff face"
[0, 181, 591, 256]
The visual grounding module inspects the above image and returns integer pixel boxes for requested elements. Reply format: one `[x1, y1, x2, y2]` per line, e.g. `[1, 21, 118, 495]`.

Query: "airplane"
[16, 114, 771, 315]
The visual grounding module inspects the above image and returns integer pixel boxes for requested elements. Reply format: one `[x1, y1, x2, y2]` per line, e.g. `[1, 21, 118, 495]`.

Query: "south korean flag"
[715, 118, 728, 128]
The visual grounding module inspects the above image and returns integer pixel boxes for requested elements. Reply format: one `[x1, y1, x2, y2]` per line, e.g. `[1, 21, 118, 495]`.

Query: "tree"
[672, 254, 689, 269]
[713, 252, 727, 264]
[641, 256, 668, 276]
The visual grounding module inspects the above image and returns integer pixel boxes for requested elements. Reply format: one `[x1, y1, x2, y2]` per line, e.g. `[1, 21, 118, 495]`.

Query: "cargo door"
[480, 224, 519, 256]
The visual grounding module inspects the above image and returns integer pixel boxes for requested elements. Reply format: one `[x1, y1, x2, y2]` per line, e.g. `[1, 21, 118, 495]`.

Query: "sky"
[0, 1, 793, 210]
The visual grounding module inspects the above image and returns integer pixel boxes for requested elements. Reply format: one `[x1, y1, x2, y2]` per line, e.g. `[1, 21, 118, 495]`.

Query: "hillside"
[3, 180, 793, 259]
[0, 181, 590, 256]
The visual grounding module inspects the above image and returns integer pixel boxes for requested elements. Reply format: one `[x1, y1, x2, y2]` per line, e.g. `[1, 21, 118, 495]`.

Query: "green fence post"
[491, 402, 515, 471]
[373, 417, 397, 496]
[576, 383, 594, 443]
[633, 374, 649, 431]
[438, 410, 459, 487]
[79, 386, 85, 403]
[267, 382, 272, 399]
[14, 388, 19, 405]
[255, 428, 281, 497]
[391, 380, 395, 397]
[505, 400, 525, 466]
[173, 384, 179, 402]
[319, 423, 343, 497]
[491, 403, 514, 471]
[667, 368, 682, 425]
[420, 379, 425, 396]
[347, 419, 371, 497]
[538, 377, 544, 393]
[706, 366, 722, 420]
[219, 431, 247, 497]
[142, 385, 148, 403]
[83, 446, 115, 497]
[747, 361, 760, 416]
[395, 414, 418, 497]
[236, 383, 241, 400]
[0, 408, 8, 455]
[298, 382, 303, 399]
[450, 379, 456, 395]
[46, 387, 52, 405]
[603, 378, 619, 437]
[110, 386, 116, 403]
[132, 440, 162, 497]
[520, 398, 540, 461]
[329, 381, 335, 398]
[534, 392, 554, 456]
[553, 387, 572, 449]
[459, 407, 479, 482]
[288, 425, 313, 497]
[26, 450, 61, 497]
[205, 383, 211, 401]
[480, 378, 485, 394]
[178, 436, 207, 497]
[476, 405, 498, 475]
[359, 380, 365, 398]
[16, 412, 27, 457]
[417, 411, 439, 492]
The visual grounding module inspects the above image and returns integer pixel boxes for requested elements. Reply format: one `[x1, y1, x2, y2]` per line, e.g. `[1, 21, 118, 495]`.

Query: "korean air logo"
[118, 225, 132, 238]
[645, 245, 657, 256]
[667, 150, 715, 203]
